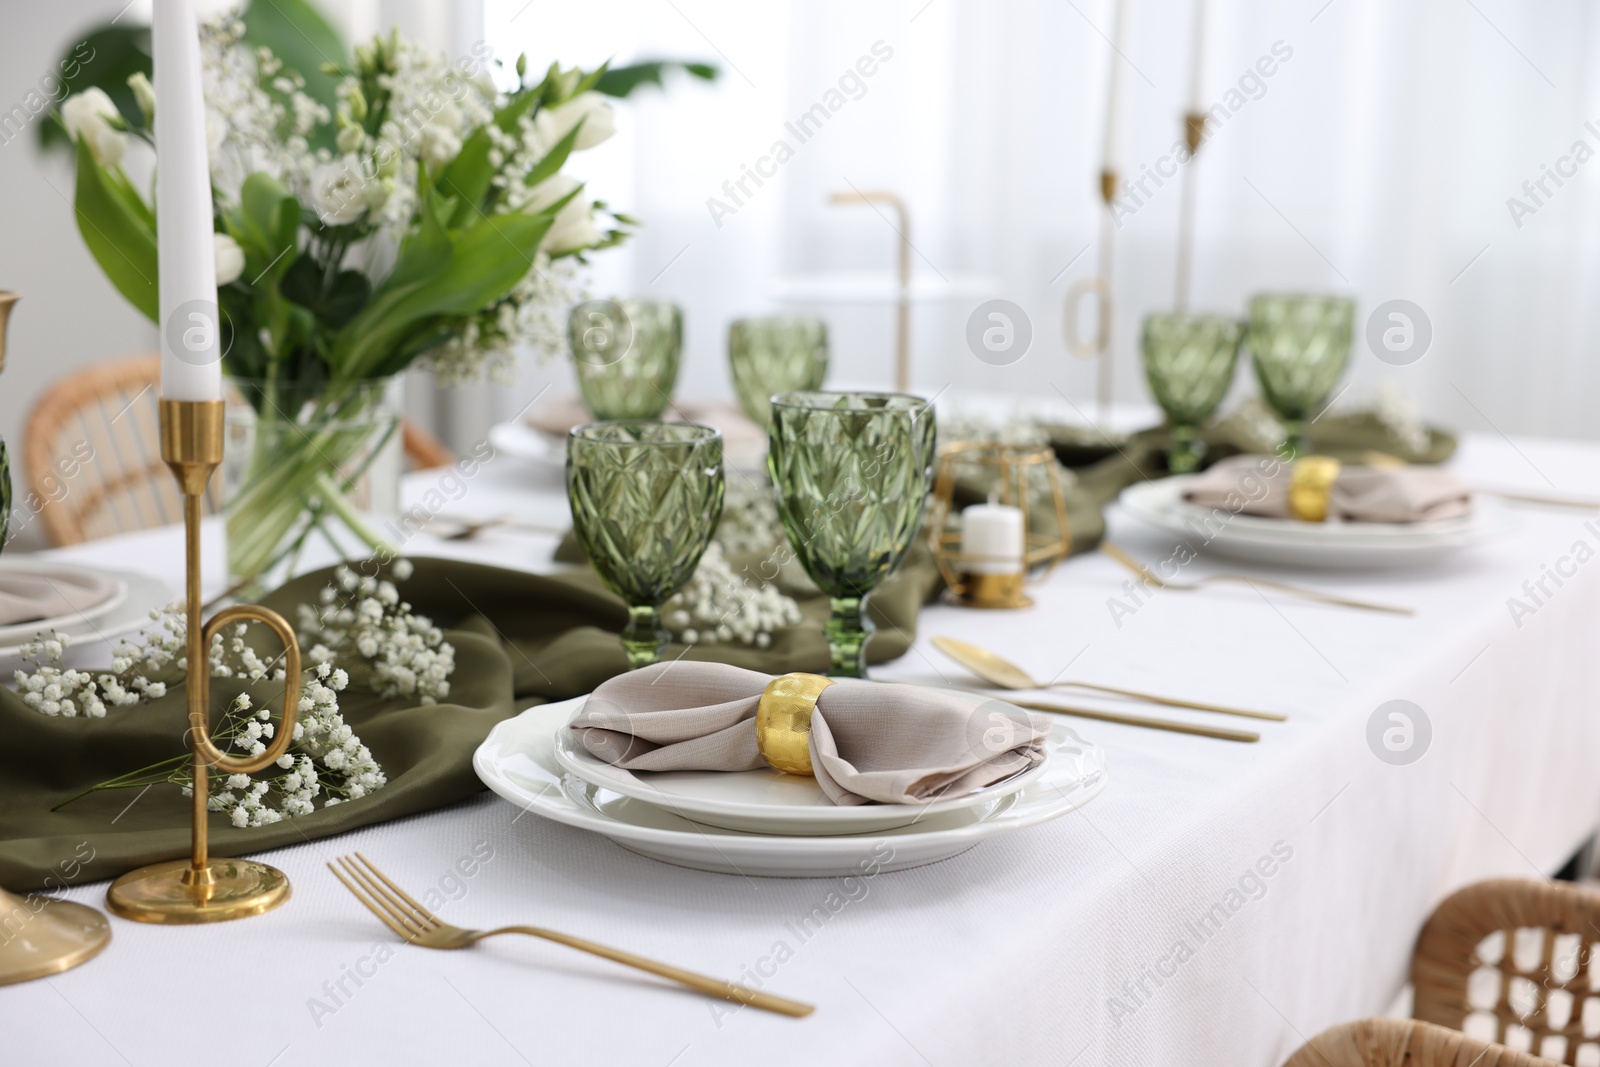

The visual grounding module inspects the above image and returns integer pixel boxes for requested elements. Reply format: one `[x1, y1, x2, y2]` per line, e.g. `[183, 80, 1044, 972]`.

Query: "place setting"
[6, 1, 1600, 1064]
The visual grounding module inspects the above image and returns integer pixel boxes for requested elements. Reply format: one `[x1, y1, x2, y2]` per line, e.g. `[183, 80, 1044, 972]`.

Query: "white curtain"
[454, 0, 1600, 442]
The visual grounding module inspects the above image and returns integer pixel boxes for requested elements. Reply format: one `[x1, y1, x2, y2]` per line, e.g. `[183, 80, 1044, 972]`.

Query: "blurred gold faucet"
[829, 190, 912, 392]
[0, 291, 16, 376]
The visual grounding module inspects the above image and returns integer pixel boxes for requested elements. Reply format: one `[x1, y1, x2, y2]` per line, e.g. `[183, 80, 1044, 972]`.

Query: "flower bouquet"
[61, 6, 640, 593]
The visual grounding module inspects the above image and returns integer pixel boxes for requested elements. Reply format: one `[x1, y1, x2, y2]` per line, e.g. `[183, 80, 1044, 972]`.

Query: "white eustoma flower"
[214, 233, 246, 285]
[61, 88, 127, 166]
[534, 92, 615, 151]
[309, 156, 370, 225]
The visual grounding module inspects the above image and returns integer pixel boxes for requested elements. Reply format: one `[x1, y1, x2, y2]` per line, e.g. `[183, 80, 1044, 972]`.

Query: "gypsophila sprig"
[34, 563, 452, 825]
[12, 606, 185, 718]
[296, 564, 455, 703]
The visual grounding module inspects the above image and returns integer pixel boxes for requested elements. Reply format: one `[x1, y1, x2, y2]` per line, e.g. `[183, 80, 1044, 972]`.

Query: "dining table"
[7, 406, 1600, 1067]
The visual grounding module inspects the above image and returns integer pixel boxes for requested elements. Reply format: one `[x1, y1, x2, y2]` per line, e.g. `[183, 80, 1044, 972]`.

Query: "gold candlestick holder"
[926, 442, 1074, 610]
[105, 399, 303, 925]
[0, 290, 113, 984]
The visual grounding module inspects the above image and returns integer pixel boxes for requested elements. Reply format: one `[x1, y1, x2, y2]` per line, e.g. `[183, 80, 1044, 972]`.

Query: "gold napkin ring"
[1288, 456, 1342, 522]
[756, 673, 834, 777]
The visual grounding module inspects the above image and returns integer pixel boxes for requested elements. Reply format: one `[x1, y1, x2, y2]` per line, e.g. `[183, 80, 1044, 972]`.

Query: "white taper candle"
[152, 0, 223, 401]
[1187, 0, 1208, 112]
[1100, 0, 1129, 174]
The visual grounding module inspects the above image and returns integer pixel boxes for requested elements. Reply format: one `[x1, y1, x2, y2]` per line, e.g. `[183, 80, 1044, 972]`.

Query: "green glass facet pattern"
[728, 316, 829, 429]
[1246, 293, 1355, 456]
[566, 421, 725, 669]
[1142, 313, 1243, 473]
[570, 300, 683, 420]
[767, 392, 935, 678]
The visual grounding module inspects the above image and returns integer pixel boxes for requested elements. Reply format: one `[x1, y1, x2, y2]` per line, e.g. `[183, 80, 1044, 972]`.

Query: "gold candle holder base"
[0, 889, 111, 986]
[106, 399, 302, 926]
[107, 858, 290, 925]
[949, 571, 1032, 610]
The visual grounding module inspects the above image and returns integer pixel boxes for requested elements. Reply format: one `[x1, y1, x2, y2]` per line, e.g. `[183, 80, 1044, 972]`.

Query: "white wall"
[0, 0, 160, 547]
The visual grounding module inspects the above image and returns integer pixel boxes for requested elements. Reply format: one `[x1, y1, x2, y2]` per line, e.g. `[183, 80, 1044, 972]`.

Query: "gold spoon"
[932, 635, 1285, 722]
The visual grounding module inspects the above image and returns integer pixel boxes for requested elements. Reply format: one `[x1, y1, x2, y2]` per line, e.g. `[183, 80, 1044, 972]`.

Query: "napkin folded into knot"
[1182, 454, 1472, 523]
[571, 662, 1051, 806]
[0, 566, 120, 626]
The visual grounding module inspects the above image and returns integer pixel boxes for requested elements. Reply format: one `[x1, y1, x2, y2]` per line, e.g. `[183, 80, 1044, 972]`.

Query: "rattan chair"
[1283, 1018, 1543, 1066]
[23, 354, 453, 546]
[1411, 879, 1600, 1065]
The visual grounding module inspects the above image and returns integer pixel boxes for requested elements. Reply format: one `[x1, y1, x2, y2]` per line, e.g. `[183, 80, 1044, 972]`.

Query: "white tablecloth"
[10, 430, 1600, 1067]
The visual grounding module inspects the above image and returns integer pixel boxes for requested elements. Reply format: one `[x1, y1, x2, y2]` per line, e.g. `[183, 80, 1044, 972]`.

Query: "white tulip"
[61, 88, 127, 167]
[525, 174, 601, 253]
[309, 156, 369, 226]
[214, 233, 246, 286]
[534, 92, 615, 152]
[127, 72, 156, 124]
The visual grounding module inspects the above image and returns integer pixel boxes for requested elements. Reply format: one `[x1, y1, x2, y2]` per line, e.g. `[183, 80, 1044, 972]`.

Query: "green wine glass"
[569, 299, 683, 420]
[566, 421, 725, 669]
[768, 392, 936, 678]
[1141, 312, 1243, 473]
[728, 316, 829, 429]
[1245, 294, 1355, 457]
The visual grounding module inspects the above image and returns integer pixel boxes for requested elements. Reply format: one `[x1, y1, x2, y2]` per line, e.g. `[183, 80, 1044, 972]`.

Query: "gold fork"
[328, 853, 813, 1018]
[1100, 541, 1415, 616]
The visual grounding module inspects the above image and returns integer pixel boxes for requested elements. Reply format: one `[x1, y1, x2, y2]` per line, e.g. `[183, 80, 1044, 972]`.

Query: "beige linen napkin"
[571, 662, 1050, 806]
[0, 565, 120, 626]
[1182, 454, 1472, 523]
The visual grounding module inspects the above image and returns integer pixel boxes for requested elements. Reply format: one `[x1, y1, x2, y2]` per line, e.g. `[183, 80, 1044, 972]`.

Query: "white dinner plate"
[474, 697, 1108, 877]
[488, 419, 566, 472]
[552, 698, 1051, 835]
[0, 569, 172, 660]
[1118, 476, 1515, 569]
[0, 560, 129, 646]
[488, 404, 768, 475]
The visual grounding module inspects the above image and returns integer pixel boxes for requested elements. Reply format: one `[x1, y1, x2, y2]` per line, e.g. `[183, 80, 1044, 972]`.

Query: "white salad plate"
[0, 559, 130, 646]
[474, 697, 1108, 877]
[0, 568, 170, 659]
[552, 699, 1051, 836]
[1118, 476, 1515, 570]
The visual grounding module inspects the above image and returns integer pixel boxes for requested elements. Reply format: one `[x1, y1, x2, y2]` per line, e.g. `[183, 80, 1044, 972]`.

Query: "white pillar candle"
[152, 0, 223, 401]
[961, 504, 1025, 576]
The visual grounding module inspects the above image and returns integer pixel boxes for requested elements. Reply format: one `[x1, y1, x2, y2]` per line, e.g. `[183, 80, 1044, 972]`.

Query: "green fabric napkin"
[0, 554, 941, 890]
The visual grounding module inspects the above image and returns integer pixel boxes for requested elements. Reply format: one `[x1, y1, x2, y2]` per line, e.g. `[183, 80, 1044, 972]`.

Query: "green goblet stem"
[621, 604, 669, 669]
[824, 596, 873, 679]
[1280, 419, 1309, 459]
[1168, 424, 1205, 473]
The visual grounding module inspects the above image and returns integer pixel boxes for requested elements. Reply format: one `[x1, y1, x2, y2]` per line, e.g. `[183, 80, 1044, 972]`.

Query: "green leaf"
[282, 259, 370, 330]
[594, 60, 720, 98]
[71, 139, 157, 322]
[236, 173, 300, 282]
[524, 121, 583, 189]
[331, 212, 553, 379]
[571, 60, 612, 98]
[37, 25, 152, 152]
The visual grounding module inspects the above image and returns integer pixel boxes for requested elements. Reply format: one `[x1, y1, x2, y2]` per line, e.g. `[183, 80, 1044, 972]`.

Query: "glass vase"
[223, 378, 402, 599]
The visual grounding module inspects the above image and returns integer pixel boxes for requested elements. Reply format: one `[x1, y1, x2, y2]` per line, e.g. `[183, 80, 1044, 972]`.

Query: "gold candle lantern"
[104, 400, 304, 925]
[927, 442, 1073, 609]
